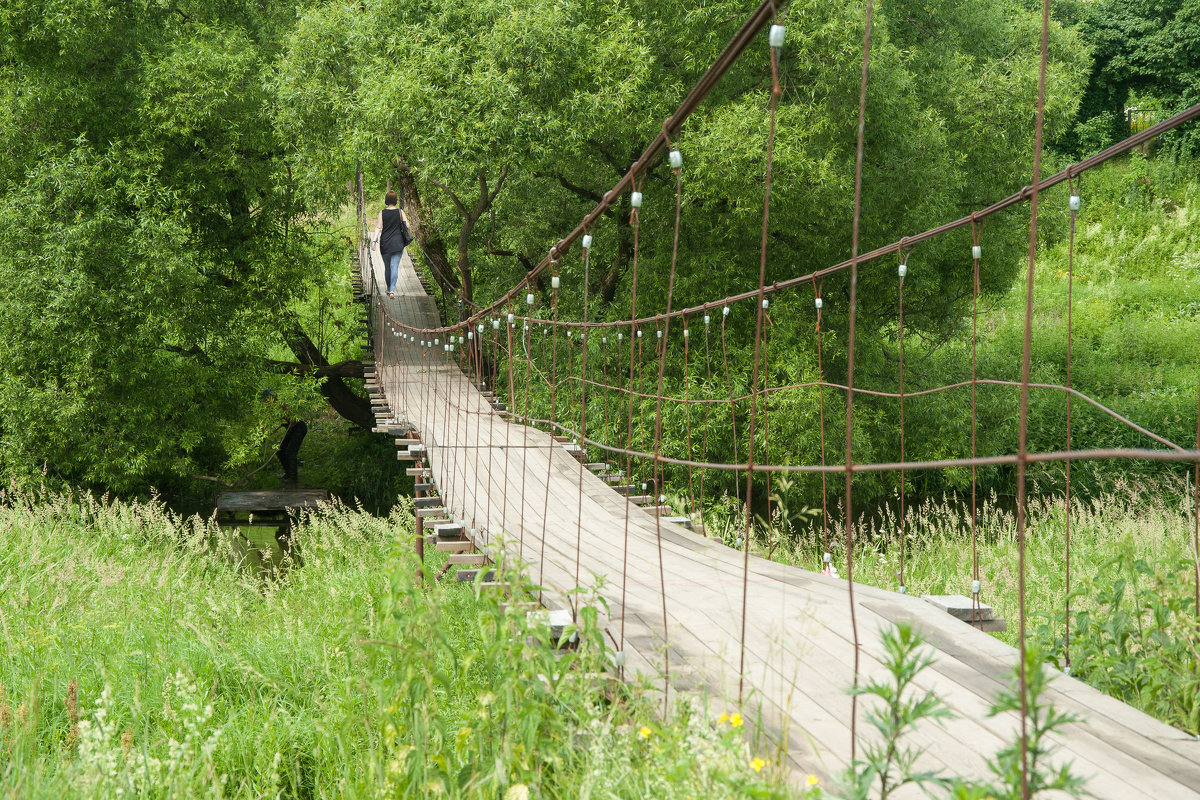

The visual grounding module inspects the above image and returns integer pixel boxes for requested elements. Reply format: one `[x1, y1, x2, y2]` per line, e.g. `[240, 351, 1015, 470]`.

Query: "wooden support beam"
[434, 522, 464, 539]
[447, 553, 489, 565]
[406, 467, 431, 477]
[456, 569, 496, 582]
[414, 496, 443, 509]
[435, 540, 473, 553]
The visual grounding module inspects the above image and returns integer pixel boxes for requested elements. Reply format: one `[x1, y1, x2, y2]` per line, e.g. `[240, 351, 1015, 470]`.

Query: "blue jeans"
[384, 251, 404, 293]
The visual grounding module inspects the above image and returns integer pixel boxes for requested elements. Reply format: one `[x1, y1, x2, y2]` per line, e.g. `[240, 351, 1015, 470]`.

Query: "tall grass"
[0, 490, 804, 798]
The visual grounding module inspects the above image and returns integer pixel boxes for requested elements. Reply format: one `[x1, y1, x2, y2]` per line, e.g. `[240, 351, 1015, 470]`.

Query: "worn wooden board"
[215, 490, 329, 512]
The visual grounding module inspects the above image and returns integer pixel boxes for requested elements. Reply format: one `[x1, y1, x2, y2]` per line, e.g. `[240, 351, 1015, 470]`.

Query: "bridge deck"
[368, 244, 1200, 795]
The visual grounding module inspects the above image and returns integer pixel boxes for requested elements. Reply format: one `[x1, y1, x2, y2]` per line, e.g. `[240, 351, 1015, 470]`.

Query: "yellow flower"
[750, 757, 766, 773]
[639, 725, 652, 739]
[806, 774, 820, 787]
[730, 712, 744, 728]
[718, 713, 730, 724]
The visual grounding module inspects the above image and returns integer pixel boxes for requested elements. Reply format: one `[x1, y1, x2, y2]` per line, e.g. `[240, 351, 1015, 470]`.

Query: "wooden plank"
[215, 490, 329, 512]
[447, 553, 489, 565]
[456, 569, 496, 582]
[435, 540, 473, 553]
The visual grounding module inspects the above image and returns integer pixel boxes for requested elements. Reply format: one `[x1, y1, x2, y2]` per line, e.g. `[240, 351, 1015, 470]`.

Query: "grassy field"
[0, 491, 804, 799]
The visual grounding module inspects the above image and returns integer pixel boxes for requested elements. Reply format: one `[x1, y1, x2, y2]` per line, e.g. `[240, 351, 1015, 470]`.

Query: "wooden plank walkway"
[366, 242, 1200, 795]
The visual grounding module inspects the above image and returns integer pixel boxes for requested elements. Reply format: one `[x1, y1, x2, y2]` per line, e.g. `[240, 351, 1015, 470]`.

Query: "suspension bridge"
[351, 1, 1200, 794]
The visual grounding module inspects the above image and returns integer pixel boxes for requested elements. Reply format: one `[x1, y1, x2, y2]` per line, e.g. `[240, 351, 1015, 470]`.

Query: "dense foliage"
[0, 0, 364, 493]
[1057, 0, 1200, 156]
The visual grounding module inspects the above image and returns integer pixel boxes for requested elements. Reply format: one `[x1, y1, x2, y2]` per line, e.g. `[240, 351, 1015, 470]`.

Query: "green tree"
[0, 0, 368, 491]
[1058, 0, 1200, 155]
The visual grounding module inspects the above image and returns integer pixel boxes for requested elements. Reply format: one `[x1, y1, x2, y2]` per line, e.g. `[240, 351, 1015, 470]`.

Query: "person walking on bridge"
[372, 189, 410, 299]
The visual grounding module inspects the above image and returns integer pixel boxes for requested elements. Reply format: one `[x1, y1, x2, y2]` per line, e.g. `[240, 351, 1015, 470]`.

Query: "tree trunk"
[598, 201, 632, 304]
[284, 324, 374, 430]
[394, 160, 460, 306]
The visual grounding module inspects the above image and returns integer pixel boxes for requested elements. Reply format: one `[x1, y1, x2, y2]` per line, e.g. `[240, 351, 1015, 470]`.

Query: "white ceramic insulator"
[630, 191, 643, 208]
[493, 320, 500, 329]
[467, 332, 473, 340]
[815, 298, 823, 309]
[972, 579, 982, 595]
[683, 329, 689, 338]
[898, 263, 907, 278]
[507, 313, 514, 323]
[582, 234, 593, 249]
[669, 150, 683, 170]
[704, 315, 711, 325]
[762, 299, 769, 309]
[1069, 195, 1081, 212]
[972, 245, 982, 260]
[526, 293, 534, 305]
[551, 276, 560, 289]
[769, 24, 785, 48]
[723, 306, 730, 316]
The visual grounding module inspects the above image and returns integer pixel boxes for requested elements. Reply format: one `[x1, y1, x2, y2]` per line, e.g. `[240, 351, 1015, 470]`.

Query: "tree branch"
[265, 359, 367, 379]
[427, 176, 468, 217]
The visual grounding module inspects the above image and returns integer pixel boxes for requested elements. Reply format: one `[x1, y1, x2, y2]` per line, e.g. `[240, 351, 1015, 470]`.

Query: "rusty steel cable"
[738, 25, 782, 706]
[1195, 381, 1200, 625]
[538, 262, 562, 607]
[1065, 173, 1078, 670]
[971, 219, 983, 629]
[650, 155, 686, 713]
[1014, 3, 1055, 795]
[574, 234, 593, 621]
[682, 314, 698, 519]
[619, 179, 644, 659]
[898, 247, 907, 593]
[815, 279, 830, 563]
[721, 310, 741, 506]
[844, 0, 875, 759]
[699, 316, 714, 535]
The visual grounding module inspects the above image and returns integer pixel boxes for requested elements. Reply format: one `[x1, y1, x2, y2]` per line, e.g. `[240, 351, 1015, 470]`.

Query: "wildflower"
[806, 774, 819, 787]
[718, 713, 730, 724]
[750, 757, 766, 772]
[639, 726, 652, 739]
[730, 712, 743, 727]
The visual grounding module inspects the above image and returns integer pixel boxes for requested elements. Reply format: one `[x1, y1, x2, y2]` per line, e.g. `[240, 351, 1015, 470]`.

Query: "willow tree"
[0, 0, 370, 492]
